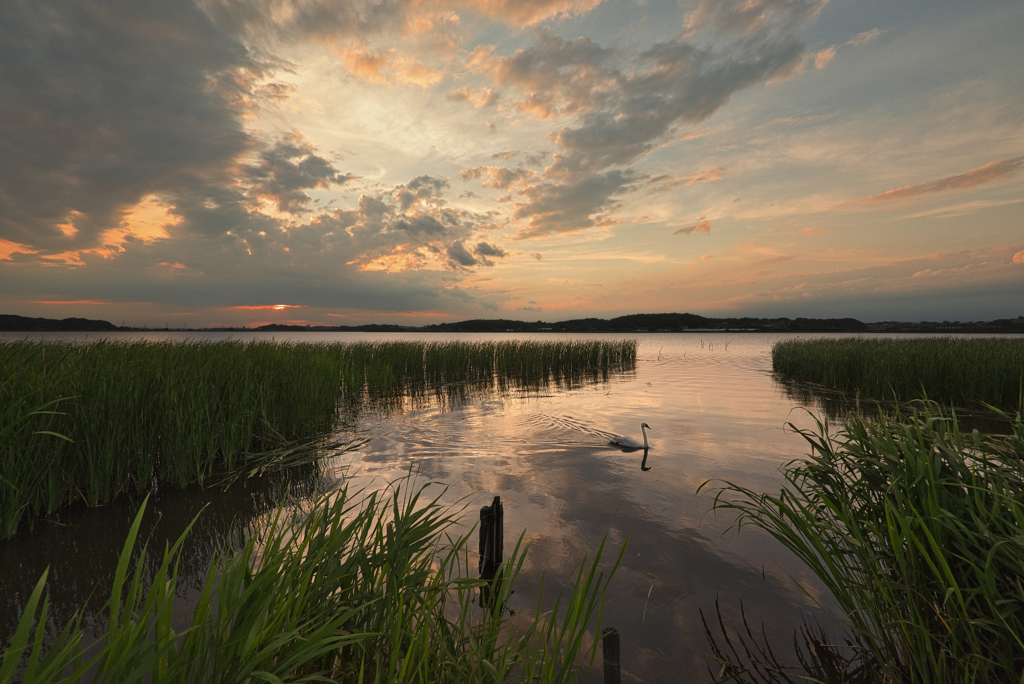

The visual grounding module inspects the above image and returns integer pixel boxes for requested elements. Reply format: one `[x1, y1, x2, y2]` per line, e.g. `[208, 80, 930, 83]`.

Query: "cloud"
[246, 137, 354, 213]
[470, 31, 616, 120]
[683, 0, 827, 38]
[0, 0, 260, 254]
[850, 156, 1024, 205]
[459, 0, 604, 27]
[460, 7, 817, 237]
[512, 168, 638, 238]
[447, 87, 502, 107]
[813, 46, 836, 69]
[447, 240, 479, 267]
[459, 166, 538, 190]
[1014, 250, 1024, 264]
[395, 176, 450, 210]
[674, 217, 712, 235]
[342, 44, 392, 84]
[847, 28, 884, 46]
[685, 168, 726, 186]
[340, 44, 443, 86]
[651, 167, 726, 191]
[475, 241, 508, 257]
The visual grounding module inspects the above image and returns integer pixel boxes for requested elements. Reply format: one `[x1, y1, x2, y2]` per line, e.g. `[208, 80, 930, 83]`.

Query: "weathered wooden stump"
[479, 495, 503, 609]
[602, 627, 621, 684]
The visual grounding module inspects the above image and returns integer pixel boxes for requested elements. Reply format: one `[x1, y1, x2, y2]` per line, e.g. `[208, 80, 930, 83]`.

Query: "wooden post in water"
[602, 628, 621, 684]
[479, 496, 503, 609]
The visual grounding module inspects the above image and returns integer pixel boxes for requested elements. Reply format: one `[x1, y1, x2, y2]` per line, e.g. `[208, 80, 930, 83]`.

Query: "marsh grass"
[702, 403, 1024, 683]
[771, 337, 1024, 411]
[0, 339, 636, 538]
[1, 476, 622, 683]
[701, 598, 876, 684]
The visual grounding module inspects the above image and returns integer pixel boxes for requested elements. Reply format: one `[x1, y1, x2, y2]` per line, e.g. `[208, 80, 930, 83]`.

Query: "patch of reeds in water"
[1, 477, 621, 683]
[771, 337, 1024, 412]
[0, 339, 637, 539]
[702, 403, 1024, 683]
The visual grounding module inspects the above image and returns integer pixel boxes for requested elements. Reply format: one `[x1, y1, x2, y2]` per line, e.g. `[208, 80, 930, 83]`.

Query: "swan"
[610, 422, 652, 450]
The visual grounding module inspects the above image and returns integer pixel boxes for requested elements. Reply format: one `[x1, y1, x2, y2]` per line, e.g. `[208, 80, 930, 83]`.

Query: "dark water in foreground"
[1, 331, 868, 682]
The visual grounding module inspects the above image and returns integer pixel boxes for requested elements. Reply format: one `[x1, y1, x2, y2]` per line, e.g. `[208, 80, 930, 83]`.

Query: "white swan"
[610, 422, 652, 450]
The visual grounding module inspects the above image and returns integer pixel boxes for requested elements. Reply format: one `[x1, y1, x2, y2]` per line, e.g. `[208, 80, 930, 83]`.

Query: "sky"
[1, 0, 1022, 328]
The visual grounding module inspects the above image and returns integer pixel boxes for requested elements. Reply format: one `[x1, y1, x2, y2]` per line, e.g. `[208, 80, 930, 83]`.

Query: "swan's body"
[610, 422, 651, 450]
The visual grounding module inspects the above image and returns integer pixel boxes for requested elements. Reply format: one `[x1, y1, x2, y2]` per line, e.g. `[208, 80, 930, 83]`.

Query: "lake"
[1, 331, 873, 681]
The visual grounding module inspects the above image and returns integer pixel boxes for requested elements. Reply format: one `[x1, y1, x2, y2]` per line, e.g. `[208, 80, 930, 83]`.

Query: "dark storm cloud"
[0, 0, 259, 253]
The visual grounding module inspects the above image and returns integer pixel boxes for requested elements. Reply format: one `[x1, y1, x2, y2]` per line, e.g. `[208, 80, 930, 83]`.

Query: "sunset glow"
[1, 0, 1021, 328]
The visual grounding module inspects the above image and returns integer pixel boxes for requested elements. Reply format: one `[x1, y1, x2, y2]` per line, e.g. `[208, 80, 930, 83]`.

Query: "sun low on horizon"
[1, 0, 1022, 329]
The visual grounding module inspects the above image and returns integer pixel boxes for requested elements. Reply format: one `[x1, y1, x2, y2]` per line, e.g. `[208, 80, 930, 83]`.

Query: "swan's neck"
[641, 425, 649, 448]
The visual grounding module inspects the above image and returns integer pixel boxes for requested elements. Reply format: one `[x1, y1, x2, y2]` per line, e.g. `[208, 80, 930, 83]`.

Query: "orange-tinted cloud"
[460, 0, 604, 27]
[31, 299, 111, 305]
[230, 304, 306, 310]
[813, 46, 835, 69]
[459, 165, 537, 190]
[685, 167, 724, 186]
[391, 55, 443, 86]
[341, 45, 390, 84]
[447, 87, 501, 107]
[847, 28, 883, 45]
[1013, 250, 1024, 263]
[674, 216, 712, 235]
[0, 239, 37, 260]
[852, 156, 1024, 205]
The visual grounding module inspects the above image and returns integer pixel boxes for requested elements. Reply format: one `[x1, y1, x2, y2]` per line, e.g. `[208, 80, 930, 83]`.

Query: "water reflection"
[0, 464, 325, 645]
[334, 333, 848, 683]
[701, 599, 875, 684]
[0, 332, 862, 682]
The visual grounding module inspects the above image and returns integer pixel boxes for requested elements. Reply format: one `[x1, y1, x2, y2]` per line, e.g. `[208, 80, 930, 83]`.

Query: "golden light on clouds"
[850, 157, 1024, 206]
[0, 239, 36, 260]
[2, 0, 1021, 327]
[56, 211, 84, 238]
[230, 304, 306, 311]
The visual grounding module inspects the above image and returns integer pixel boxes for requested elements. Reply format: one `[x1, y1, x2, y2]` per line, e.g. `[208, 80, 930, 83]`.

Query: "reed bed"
[771, 337, 1024, 411]
[1, 477, 621, 684]
[703, 403, 1024, 683]
[0, 339, 636, 539]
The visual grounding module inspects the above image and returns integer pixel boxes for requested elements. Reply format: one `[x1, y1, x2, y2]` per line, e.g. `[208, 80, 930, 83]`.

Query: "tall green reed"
[702, 403, 1024, 683]
[771, 337, 1024, 411]
[1, 339, 636, 539]
[1, 476, 622, 683]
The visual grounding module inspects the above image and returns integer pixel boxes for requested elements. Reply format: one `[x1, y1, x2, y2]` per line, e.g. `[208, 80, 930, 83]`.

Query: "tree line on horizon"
[3, 312, 1022, 334]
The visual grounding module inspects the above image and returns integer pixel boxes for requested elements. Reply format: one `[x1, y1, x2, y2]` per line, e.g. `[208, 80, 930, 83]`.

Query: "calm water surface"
[2, 331, 868, 681]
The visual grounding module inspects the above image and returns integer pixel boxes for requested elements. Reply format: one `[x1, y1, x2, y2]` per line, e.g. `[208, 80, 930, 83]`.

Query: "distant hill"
[0, 314, 118, 332]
